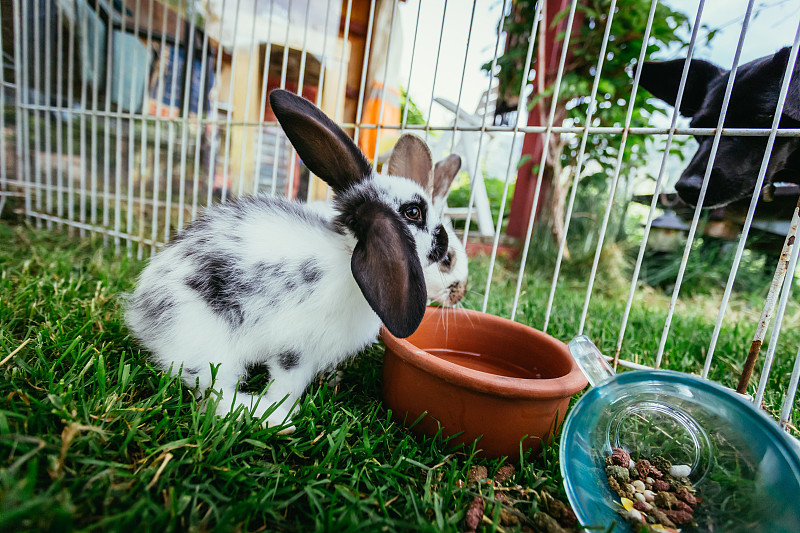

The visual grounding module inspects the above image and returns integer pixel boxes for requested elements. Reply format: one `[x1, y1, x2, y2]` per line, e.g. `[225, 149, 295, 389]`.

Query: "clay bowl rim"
[380, 307, 588, 400]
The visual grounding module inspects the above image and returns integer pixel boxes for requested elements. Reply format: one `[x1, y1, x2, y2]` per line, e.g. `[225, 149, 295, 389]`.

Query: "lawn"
[1, 218, 798, 532]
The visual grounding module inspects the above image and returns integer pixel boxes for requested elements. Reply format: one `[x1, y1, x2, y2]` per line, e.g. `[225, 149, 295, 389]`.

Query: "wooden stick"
[737, 195, 800, 394]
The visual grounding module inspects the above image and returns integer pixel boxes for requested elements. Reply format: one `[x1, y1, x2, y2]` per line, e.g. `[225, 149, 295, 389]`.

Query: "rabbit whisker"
[456, 305, 474, 328]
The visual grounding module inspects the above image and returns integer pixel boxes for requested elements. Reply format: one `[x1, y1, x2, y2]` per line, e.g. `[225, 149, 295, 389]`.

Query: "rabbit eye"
[402, 204, 422, 222]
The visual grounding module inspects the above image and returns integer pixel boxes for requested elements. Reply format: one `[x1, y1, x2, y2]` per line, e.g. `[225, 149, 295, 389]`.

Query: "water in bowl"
[427, 348, 543, 379]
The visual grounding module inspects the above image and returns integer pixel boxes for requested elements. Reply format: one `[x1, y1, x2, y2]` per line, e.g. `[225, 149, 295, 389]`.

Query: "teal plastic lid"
[561, 336, 800, 532]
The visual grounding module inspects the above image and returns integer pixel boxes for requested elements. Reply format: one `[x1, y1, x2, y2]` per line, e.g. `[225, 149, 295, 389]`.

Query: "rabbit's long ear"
[349, 203, 426, 338]
[432, 154, 461, 202]
[269, 89, 372, 193]
[387, 134, 434, 192]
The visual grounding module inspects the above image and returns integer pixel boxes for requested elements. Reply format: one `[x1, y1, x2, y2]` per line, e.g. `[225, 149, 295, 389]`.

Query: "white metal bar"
[102, 0, 116, 245]
[575, 0, 658, 333]
[235, 0, 262, 198]
[207, 0, 228, 208]
[270, 0, 294, 196]
[334, 0, 353, 126]
[269, 0, 293, 196]
[351, 0, 377, 149]
[138, 0, 156, 260]
[162, 0, 185, 243]
[66, 0, 77, 236]
[176, 2, 198, 231]
[113, 0, 129, 253]
[14, 100, 800, 136]
[539, 0, 626, 328]
[284, 0, 313, 198]
[654, 0, 756, 369]
[219, 0, 244, 203]
[178, 1, 198, 230]
[19, 0, 33, 223]
[11, 0, 25, 219]
[21, 209, 163, 248]
[370, 0, 400, 164]
[460, 0, 518, 249]
[127, 0, 144, 256]
[253, 0, 277, 196]
[89, 0, 104, 235]
[423, 0, 448, 147]
[43, 0, 54, 228]
[4, 179, 182, 203]
[398, 0, 423, 135]
[308, 0, 335, 203]
[613, 0, 707, 367]
[191, 3, 212, 219]
[702, 22, 800, 378]
[5, 181, 219, 218]
[482, 0, 536, 304]
[20, 0, 33, 225]
[754, 224, 800, 407]
[0, 0, 7, 191]
[780, 344, 800, 430]
[445, 0, 476, 159]
[32, 0, 43, 227]
[485, 0, 578, 314]
[54, 0, 65, 227]
[150, 2, 172, 255]
[611, 357, 654, 371]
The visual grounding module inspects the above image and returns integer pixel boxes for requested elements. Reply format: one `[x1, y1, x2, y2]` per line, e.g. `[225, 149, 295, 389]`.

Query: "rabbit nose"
[428, 225, 448, 263]
[448, 280, 466, 304]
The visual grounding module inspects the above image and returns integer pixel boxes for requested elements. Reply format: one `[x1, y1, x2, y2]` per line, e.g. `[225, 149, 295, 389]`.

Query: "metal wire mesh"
[2, 0, 799, 431]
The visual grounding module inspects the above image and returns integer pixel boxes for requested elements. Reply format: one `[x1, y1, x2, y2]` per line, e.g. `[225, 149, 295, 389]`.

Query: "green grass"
[1, 218, 798, 532]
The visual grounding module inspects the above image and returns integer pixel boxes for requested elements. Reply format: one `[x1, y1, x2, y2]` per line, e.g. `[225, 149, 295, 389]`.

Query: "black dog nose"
[674, 174, 704, 206]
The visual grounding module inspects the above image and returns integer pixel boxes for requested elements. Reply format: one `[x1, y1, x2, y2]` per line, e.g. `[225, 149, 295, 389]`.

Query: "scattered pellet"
[606, 464, 630, 483]
[655, 491, 679, 510]
[494, 464, 515, 483]
[467, 465, 488, 483]
[664, 509, 693, 525]
[611, 448, 631, 467]
[652, 479, 670, 492]
[669, 464, 691, 478]
[675, 486, 698, 507]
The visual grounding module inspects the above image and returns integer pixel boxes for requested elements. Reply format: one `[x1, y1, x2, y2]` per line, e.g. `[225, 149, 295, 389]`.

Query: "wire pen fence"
[1, 0, 799, 433]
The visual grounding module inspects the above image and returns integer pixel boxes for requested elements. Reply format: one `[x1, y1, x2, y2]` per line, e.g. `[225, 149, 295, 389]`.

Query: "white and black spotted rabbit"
[125, 90, 448, 431]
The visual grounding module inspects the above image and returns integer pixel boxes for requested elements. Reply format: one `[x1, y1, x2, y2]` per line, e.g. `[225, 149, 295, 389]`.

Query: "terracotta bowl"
[380, 306, 588, 458]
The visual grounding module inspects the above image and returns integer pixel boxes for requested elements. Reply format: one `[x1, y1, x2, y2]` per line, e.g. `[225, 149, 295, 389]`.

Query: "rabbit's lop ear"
[432, 154, 462, 202]
[269, 89, 372, 193]
[350, 203, 426, 339]
[387, 134, 434, 192]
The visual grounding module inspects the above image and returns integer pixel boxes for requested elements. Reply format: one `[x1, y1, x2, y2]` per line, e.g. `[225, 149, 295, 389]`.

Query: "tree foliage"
[486, 0, 715, 252]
